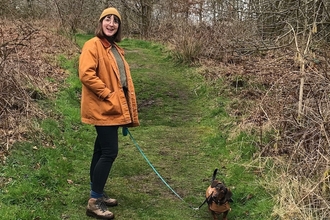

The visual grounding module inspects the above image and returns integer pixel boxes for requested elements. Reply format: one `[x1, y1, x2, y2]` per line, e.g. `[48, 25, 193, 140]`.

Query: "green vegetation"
[0, 37, 274, 219]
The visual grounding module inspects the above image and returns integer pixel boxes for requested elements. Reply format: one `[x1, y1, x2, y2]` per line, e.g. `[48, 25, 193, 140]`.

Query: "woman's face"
[102, 15, 119, 37]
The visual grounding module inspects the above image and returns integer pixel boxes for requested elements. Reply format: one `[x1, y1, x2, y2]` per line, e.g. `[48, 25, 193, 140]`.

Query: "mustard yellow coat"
[79, 37, 139, 127]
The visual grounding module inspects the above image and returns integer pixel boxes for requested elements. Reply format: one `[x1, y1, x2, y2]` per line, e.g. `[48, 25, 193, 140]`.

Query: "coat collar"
[99, 37, 111, 48]
[98, 37, 124, 55]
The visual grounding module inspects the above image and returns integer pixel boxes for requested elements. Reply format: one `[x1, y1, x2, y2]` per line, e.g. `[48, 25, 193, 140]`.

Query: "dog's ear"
[225, 188, 233, 202]
[211, 180, 219, 188]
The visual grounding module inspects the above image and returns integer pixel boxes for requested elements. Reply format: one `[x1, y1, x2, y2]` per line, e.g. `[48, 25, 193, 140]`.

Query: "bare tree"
[53, 0, 85, 36]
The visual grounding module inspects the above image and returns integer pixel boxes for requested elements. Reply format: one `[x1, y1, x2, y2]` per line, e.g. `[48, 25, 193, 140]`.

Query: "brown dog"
[205, 169, 233, 220]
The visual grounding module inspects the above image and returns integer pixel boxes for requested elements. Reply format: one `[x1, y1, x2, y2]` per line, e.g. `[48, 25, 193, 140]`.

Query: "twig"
[296, 172, 330, 206]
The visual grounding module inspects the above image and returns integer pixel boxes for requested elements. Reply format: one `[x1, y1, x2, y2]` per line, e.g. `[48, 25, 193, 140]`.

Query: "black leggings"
[90, 126, 119, 194]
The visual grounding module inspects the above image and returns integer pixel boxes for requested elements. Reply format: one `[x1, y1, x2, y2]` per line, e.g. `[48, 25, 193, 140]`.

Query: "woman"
[79, 7, 139, 219]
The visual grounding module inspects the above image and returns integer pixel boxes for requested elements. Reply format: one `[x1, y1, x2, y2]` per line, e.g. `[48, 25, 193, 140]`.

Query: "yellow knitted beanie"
[99, 7, 121, 22]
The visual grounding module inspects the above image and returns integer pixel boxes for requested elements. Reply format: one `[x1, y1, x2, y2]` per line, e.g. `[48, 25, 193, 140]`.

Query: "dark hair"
[95, 15, 122, 42]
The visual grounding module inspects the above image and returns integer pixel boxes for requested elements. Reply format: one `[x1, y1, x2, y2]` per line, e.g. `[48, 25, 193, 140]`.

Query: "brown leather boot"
[86, 198, 114, 219]
[102, 192, 118, 207]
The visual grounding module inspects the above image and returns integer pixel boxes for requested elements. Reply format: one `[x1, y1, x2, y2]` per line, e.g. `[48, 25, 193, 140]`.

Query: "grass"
[0, 37, 275, 219]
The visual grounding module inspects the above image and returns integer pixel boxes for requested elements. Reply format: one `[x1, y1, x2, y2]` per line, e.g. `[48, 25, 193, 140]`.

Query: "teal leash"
[123, 127, 199, 210]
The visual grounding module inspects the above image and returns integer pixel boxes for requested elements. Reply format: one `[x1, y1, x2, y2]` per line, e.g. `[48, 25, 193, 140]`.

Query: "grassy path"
[0, 38, 274, 219]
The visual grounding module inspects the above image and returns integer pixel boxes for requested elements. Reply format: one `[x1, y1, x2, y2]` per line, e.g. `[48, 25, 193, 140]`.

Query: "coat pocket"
[102, 91, 122, 115]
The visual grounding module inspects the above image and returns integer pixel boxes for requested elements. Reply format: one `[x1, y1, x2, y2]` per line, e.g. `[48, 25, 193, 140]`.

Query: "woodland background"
[1, 0, 330, 219]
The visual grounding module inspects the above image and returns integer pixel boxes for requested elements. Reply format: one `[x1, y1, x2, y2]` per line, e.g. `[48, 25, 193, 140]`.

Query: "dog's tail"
[194, 168, 220, 210]
[212, 168, 218, 183]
